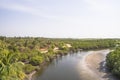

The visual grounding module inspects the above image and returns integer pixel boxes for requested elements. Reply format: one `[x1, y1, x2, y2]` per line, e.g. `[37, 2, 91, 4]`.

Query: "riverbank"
[27, 71, 36, 80]
[85, 50, 108, 80]
[27, 51, 70, 80]
[78, 49, 119, 80]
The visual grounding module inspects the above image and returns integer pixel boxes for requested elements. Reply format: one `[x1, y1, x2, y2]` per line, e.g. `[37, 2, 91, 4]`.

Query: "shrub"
[106, 47, 120, 77]
[23, 64, 36, 74]
[30, 56, 44, 66]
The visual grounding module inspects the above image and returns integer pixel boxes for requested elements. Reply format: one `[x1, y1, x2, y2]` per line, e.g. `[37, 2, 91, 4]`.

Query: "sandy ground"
[28, 71, 36, 80]
[78, 50, 118, 80]
[85, 50, 107, 80]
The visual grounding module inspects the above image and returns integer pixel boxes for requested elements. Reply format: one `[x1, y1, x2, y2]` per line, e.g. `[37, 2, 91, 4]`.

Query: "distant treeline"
[0, 36, 117, 80]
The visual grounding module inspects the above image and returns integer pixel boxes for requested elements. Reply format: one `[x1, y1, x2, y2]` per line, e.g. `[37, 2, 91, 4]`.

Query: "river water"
[32, 50, 118, 80]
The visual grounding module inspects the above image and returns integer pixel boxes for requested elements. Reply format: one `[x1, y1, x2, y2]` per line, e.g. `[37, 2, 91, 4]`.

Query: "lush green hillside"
[0, 36, 117, 80]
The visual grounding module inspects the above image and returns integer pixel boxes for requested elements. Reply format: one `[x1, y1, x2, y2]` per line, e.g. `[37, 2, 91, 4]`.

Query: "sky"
[0, 0, 120, 38]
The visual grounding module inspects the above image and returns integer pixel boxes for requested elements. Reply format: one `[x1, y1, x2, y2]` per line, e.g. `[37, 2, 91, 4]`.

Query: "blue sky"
[0, 0, 120, 38]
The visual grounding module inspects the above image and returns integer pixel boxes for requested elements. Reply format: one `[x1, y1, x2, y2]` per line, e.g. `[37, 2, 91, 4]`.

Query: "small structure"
[40, 48, 48, 53]
[53, 47, 59, 52]
[65, 44, 72, 48]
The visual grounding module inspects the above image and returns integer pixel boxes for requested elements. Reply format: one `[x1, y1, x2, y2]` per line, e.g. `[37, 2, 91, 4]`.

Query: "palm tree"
[0, 49, 26, 80]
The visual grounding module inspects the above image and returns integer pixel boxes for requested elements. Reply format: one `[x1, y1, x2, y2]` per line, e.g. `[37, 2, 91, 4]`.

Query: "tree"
[0, 49, 26, 80]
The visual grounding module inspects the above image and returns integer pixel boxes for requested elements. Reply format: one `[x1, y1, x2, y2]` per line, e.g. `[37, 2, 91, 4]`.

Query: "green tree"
[0, 49, 26, 80]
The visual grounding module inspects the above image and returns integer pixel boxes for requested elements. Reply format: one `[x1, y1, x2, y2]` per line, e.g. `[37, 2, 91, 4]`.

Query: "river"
[32, 49, 118, 80]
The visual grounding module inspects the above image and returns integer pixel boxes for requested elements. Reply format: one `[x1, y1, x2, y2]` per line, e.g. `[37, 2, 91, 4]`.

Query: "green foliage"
[112, 60, 120, 76]
[30, 55, 44, 66]
[106, 47, 120, 77]
[0, 50, 26, 80]
[23, 64, 36, 74]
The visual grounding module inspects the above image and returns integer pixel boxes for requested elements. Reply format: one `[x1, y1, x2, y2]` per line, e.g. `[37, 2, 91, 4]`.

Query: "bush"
[30, 56, 44, 66]
[23, 64, 36, 74]
[106, 47, 120, 77]
[112, 60, 120, 76]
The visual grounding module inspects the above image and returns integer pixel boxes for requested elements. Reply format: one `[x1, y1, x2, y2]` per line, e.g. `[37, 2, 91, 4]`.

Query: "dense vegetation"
[106, 41, 120, 77]
[0, 36, 117, 80]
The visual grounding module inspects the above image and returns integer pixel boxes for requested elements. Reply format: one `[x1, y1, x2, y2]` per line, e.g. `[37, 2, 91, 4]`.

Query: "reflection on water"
[32, 50, 118, 80]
